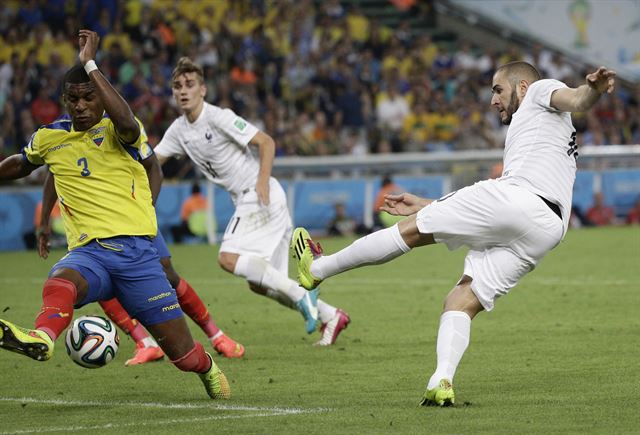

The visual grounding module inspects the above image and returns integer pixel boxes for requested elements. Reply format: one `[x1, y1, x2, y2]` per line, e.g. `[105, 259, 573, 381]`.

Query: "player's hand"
[380, 193, 429, 216]
[256, 179, 270, 206]
[37, 229, 51, 259]
[586, 67, 616, 95]
[78, 29, 100, 64]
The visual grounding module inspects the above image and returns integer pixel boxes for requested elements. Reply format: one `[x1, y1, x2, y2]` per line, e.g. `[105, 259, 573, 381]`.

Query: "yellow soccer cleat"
[0, 319, 54, 361]
[290, 227, 323, 290]
[198, 352, 231, 399]
[419, 379, 455, 407]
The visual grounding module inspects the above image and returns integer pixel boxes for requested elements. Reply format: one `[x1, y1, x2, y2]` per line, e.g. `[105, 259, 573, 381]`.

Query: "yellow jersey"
[23, 115, 157, 250]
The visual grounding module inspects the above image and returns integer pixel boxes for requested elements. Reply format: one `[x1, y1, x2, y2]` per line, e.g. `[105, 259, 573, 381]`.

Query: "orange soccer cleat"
[212, 334, 245, 358]
[124, 342, 165, 366]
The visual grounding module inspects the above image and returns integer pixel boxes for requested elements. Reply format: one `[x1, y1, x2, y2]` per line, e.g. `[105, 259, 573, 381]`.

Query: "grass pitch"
[0, 226, 638, 434]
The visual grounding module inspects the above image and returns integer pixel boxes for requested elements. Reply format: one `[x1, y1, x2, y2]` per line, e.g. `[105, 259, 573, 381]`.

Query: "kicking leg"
[0, 268, 87, 361]
[291, 216, 433, 290]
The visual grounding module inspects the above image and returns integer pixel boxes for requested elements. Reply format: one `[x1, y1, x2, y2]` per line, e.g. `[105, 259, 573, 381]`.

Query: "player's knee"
[171, 342, 211, 373]
[217, 253, 237, 274]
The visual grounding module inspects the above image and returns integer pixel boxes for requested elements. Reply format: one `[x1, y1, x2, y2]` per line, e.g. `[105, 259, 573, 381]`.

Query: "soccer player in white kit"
[154, 57, 349, 346]
[292, 62, 616, 404]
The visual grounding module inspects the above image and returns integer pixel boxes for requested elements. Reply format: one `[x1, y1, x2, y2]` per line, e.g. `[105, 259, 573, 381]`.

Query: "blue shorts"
[50, 236, 182, 326]
[153, 231, 171, 259]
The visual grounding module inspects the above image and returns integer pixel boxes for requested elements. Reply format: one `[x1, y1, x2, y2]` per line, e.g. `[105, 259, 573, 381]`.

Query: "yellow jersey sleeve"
[23, 131, 45, 166]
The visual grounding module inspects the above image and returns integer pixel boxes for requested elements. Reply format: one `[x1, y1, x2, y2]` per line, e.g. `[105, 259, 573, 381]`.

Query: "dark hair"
[172, 57, 204, 84]
[191, 183, 201, 195]
[496, 61, 541, 86]
[62, 64, 91, 93]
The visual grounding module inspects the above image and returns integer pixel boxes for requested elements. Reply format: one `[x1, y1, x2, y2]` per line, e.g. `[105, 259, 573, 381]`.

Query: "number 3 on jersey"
[77, 157, 91, 177]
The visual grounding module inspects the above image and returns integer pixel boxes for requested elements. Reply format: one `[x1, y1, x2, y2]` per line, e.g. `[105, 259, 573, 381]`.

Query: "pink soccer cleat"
[315, 309, 350, 346]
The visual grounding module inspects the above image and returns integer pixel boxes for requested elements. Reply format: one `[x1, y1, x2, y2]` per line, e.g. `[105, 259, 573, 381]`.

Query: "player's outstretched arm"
[0, 154, 37, 180]
[78, 29, 140, 144]
[380, 193, 432, 216]
[550, 66, 616, 113]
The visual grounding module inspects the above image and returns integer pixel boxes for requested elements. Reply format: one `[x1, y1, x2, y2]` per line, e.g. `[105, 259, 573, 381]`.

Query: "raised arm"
[248, 130, 276, 206]
[550, 67, 616, 113]
[0, 154, 38, 180]
[78, 29, 140, 144]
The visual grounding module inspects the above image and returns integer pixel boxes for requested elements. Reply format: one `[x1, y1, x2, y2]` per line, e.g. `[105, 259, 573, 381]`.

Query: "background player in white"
[292, 62, 616, 405]
[154, 57, 349, 346]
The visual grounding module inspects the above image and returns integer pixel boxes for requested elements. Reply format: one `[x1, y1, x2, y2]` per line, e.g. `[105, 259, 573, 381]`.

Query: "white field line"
[0, 397, 330, 434]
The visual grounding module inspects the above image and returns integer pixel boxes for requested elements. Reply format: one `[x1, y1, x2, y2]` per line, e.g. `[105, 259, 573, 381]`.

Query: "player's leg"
[221, 251, 320, 334]
[98, 298, 164, 365]
[113, 236, 229, 399]
[292, 216, 432, 290]
[271, 235, 350, 345]
[160, 255, 244, 358]
[420, 276, 483, 407]
[0, 246, 111, 361]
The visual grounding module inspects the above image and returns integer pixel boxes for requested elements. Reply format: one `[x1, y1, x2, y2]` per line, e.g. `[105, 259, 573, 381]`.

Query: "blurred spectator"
[170, 183, 208, 244]
[30, 87, 60, 126]
[585, 192, 617, 226]
[327, 203, 357, 237]
[373, 175, 404, 229]
[625, 197, 640, 225]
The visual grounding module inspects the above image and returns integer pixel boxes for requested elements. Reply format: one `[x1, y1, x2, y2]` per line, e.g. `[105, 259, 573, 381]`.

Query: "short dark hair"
[191, 183, 201, 195]
[62, 64, 91, 93]
[496, 61, 541, 87]
[172, 57, 204, 84]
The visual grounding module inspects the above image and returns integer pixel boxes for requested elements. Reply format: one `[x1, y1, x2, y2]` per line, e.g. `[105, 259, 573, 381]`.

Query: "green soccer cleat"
[0, 319, 54, 361]
[419, 379, 455, 407]
[290, 227, 323, 290]
[198, 352, 231, 399]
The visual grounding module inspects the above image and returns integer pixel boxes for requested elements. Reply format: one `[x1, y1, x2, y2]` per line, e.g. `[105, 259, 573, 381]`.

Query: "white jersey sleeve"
[154, 120, 186, 159]
[209, 108, 259, 148]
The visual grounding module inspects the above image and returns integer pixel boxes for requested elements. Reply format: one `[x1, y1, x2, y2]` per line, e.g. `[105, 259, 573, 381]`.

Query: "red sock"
[171, 341, 212, 373]
[35, 278, 77, 341]
[176, 278, 220, 338]
[99, 298, 149, 343]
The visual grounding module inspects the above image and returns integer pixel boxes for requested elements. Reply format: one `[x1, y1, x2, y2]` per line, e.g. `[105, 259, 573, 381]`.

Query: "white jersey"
[155, 103, 260, 201]
[500, 79, 576, 235]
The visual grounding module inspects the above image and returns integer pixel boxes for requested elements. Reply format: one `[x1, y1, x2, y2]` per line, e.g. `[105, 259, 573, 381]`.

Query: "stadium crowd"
[0, 0, 638, 170]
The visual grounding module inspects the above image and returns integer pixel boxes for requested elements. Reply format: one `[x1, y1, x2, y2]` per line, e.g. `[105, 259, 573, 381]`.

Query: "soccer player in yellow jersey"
[0, 30, 230, 399]
[39, 171, 245, 363]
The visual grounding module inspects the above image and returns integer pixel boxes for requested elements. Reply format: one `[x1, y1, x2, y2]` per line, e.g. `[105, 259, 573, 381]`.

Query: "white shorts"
[416, 179, 563, 311]
[219, 178, 292, 274]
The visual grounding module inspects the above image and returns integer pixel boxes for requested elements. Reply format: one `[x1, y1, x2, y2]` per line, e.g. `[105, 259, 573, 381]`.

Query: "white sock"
[234, 254, 307, 303]
[265, 288, 297, 310]
[310, 224, 410, 280]
[427, 311, 471, 389]
[317, 299, 337, 323]
[209, 330, 224, 341]
[141, 336, 158, 348]
[265, 288, 336, 321]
